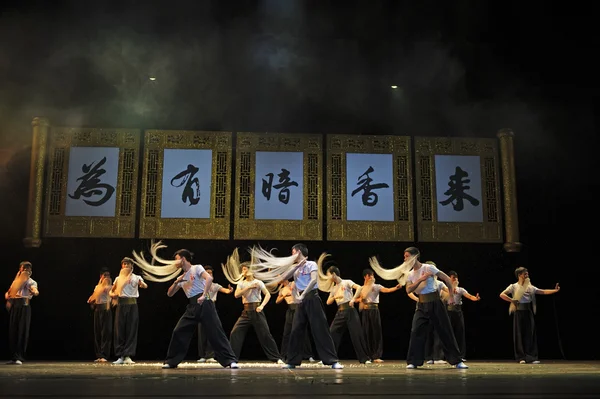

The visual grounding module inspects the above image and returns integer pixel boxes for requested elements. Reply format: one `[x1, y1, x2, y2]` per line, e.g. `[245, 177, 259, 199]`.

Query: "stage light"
[391, 85, 398, 89]
[149, 77, 157, 81]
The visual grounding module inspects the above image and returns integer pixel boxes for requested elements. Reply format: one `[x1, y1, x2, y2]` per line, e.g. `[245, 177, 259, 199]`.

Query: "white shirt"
[448, 286, 467, 305]
[237, 279, 265, 304]
[180, 265, 207, 298]
[329, 279, 356, 305]
[207, 283, 223, 302]
[362, 283, 382, 304]
[15, 278, 38, 299]
[503, 283, 539, 303]
[407, 264, 440, 295]
[294, 261, 317, 291]
[114, 274, 144, 298]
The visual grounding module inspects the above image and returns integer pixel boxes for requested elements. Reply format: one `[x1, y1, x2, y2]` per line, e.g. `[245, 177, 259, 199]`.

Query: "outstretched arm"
[536, 283, 560, 295]
[219, 284, 234, 295]
[380, 283, 402, 294]
[463, 290, 480, 301]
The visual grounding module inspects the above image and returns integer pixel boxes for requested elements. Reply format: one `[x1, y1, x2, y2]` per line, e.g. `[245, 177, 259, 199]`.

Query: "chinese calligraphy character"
[68, 157, 115, 207]
[170, 164, 201, 206]
[439, 166, 480, 211]
[262, 168, 299, 204]
[351, 166, 389, 207]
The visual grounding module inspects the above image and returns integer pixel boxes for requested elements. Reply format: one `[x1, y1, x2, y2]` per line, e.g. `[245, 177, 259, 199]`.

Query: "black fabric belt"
[338, 302, 351, 311]
[362, 303, 379, 309]
[418, 292, 439, 303]
[244, 302, 260, 310]
[517, 302, 532, 310]
[447, 304, 462, 312]
[287, 303, 297, 310]
[95, 302, 110, 311]
[188, 293, 204, 304]
[118, 297, 137, 305]
[9, 298, 30, 306]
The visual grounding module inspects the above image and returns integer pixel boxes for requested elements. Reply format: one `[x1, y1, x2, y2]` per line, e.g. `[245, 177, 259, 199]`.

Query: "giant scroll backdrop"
[44, 128, 140, 237]
[234, 132, 322, 240]
[326, 135, 413, 241]
[415, 137, 502, 242]
[139, 130, 232, 239]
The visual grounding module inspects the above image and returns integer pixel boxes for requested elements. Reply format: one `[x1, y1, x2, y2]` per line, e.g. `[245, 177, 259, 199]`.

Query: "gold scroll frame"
[234, 132, 322, 240]
[415, 137, 502, 242]
[139, 130, 232, 239]
[43, 127, 140, 238]
[326, 135, 414, 241]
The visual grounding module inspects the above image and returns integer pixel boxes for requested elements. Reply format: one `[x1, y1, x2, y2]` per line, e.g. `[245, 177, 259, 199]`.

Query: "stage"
[0, 360, 598, 398]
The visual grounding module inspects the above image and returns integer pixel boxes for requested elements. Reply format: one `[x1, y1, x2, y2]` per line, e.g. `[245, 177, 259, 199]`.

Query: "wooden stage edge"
[0, 360, 599, 398]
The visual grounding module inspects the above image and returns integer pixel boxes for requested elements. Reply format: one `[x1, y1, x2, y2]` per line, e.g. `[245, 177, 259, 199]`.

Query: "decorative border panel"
[234, 132, 323, 240]
[43, 127, 140, 237]
[415, 137, 502, 242]
[326, 135, 413, 241]
[139, 130, 232, 239]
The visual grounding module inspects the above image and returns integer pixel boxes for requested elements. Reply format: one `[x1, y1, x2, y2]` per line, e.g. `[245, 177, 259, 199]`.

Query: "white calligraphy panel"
[346, 153, 394, 221]
[435, 155, 483, 223]
[254, 151, 303, 220]
[65, 146, 119, 217]
[161, 149, 212, 219]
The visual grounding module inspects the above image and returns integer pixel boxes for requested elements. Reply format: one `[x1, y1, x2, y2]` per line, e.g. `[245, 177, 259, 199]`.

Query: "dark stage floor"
[1, 360, 599, 398]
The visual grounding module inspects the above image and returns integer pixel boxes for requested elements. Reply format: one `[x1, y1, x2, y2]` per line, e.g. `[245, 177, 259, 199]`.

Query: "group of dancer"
[5, 244, 560, 369]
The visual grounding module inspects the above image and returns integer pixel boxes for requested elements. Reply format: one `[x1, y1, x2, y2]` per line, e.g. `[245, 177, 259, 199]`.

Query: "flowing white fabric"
[509, 278, 537, 314]
[368, 255, 417, 286]
[131, 240, 182, 282]
[221, 248, 245, 285]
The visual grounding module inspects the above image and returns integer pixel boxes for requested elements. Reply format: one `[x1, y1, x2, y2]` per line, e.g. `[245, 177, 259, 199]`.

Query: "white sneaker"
[331, 362, 343, 369]
[363, 360, 372, 364]
[308, 357, 316, 362]
[532, 360, 541, 364]
[113, 357, 124, 364]
[406, 364, 416, 369]
[229, 362, 239, 369]
[206, 358, 217, 363]
[277, 359, 285, 364]
[434, 360, 448, 365]
[197, 358, 207, 363]
[455, 362, 468, 369]
[162, 363, 176, 369]
[317, 360, 323, 365]
[124, 357, 135, 364]
[519, 360, 526, 364]
[426, 360, 434, 364]
[15, 360, 22, 365]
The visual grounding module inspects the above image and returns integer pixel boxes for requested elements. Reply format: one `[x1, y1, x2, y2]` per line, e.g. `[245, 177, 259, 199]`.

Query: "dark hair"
[19, 261, 32, 270]
[404, 246, 420, 259]
[204, 265, 214, 272]
[327, 266, 340, 277]
[173, 249, 194, 262]
[121, 257, 134, 266]
[515, 267, 528, 279]
[292, 243, 308, 257]
[100, 267, 110, 275]
[362, 268, 374, 278]
[448, 270, 458, 278]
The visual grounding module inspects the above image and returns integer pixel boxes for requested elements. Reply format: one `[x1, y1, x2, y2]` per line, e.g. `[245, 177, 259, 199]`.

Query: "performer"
[250, 243, 343, 369]
[353, 268, 402, 363]
[446, 270, 480, 360]
[325, 266, 371, 364]
[110, 257, 147, 364]
[276, 279, 315, 363]
[222, 249, 283, 363]
[499, 267, 560, 364]
[87, 267, 113, 362]
[370, 247, 467, 369]
[131, 242, 238, 369]
[5, 261, 39, 365]
[197, 265, 233, 363]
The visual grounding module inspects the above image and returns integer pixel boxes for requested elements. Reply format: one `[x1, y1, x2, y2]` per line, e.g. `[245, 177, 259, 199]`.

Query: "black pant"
[425, 327, 444, 361]
[330, 306, 370, 363]
[407, 299, 462, 366]
[448, 309, 466, 359]
[165, 300, 237, 367]
[287, 290, 338, 366]
[281, 307, 313, 362]
[93, 304, 112, 359]
[361, 308, 383, 360]
[8, 300, 31, 362]
[114, 303, 138, 358]
[514, 308, 538, 362]
[230, 307, 281, 361]
[198, 323, 214, 359]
